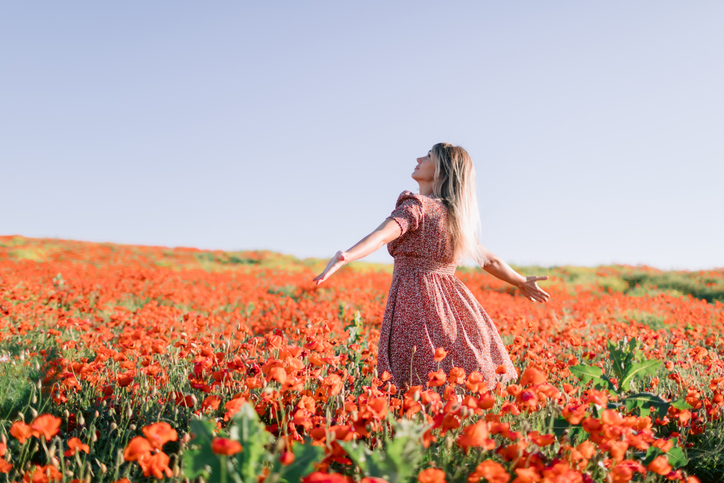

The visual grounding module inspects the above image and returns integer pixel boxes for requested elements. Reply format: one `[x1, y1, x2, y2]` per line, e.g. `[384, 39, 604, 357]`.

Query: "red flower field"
[0, 236, 722, 482]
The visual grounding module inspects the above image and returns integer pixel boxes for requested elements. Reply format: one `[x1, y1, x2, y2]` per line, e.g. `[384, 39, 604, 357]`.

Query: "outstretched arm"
[313, 218, 402, 285]
[478, 243, 551, 303]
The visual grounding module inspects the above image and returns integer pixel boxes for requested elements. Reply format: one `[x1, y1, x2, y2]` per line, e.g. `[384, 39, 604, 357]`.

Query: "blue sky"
[2, 2, 722, 270]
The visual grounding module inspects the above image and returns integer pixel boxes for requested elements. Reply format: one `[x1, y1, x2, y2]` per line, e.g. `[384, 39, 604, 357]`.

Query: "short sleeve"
[387, 191, 423, 236]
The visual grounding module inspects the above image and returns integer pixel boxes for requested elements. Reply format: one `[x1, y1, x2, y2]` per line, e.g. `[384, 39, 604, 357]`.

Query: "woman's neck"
[417, 181, 434, 196]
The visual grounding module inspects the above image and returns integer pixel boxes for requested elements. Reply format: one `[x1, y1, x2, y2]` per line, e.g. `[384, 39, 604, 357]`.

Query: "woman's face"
[412, 150, 436, 183]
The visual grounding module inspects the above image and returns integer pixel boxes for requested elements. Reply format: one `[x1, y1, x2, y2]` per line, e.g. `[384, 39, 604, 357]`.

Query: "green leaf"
[341, 419, 426, 483]
[670, 399, 693, 410]
[551, 416, 587, 444]
[607, 340, 630, 382]
[183, 418, 222, 482]
[643, 446, 665, 466]
[230, 403, 273, 482]
[269, 441, 324, 483]
[665, 446, 688, 468]
[644, 445, 688, 469]
[619, 359, 662, 392]
[569, 364, 603, 385]
[569, 364, 616, 393]
[621, 392, 670, 419]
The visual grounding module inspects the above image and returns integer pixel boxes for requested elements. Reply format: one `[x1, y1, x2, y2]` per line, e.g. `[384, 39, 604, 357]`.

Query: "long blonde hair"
[431, 143, 486, 265]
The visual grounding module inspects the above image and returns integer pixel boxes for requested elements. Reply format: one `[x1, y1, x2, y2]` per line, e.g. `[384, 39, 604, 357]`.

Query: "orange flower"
[562, 404, 587, 425]
[652, 438, 674, 452]
[449, 367, 466, 385]
[584, 389, 608, 407]
[647, 455, 672, 476]
[30, 414, 61, 441]
[310, 427, 327, 442]
[608, 440, 629, 461]
[10, 422, 33, 444]
[601, 409, 623, 426]
[280, 451, 295, 465]
[678, 410, 692, 424]
[581, 417, 603, 434]
[361, 478, 389, 483]
[142, 422, 178, 450]
[201, 395, 221, 412]
[519, 367, 546, 386]
[26, 464, 62, 482]
[458, 421, 494, 451]
[211, 437, 242, 455]
[528, 431, 555, 447]
[562, 383, 578, 395]
[224, 396, 247, 421]
[427, 369, 447, 387]
[469, 460, 510, 483]
[418, 468, 446, 483]
[466, 372, 488, 393]
[123, 436, 152, 462]
[512, 467, 541, 483]
[517, 390, 538, 411]
[495, 365, 508, 375]
[366, 397, 388, 420]
[433, 348, 448, 362]
[576, 440, 596, 459]
[610, 460, 645, 483]
[269, 366, 287, 384]
[138, 450, 173, 479]
[478, 392, 496, 410]
[64, 437, 90, 457]
[302, 472, 350, 483]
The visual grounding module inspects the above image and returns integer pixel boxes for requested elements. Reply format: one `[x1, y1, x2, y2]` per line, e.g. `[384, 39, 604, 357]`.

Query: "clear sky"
[2, 2, 722, 270]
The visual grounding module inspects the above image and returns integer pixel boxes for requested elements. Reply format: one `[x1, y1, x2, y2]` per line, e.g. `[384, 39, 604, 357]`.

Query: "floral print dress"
[376, 191, 518, 389]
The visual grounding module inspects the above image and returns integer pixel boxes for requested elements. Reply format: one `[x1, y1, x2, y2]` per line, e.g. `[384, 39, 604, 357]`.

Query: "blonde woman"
[314, 143, 550, 389]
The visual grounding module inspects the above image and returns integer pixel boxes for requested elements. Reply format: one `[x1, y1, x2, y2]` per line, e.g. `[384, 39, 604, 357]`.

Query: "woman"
[314, 143, 550, 389]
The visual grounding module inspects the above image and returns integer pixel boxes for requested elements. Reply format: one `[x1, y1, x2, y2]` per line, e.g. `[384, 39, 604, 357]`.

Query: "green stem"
[220, 455, 228, 483]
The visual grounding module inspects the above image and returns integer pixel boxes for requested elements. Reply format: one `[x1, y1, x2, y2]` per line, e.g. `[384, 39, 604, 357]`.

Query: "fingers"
[522, 285, 551, 303]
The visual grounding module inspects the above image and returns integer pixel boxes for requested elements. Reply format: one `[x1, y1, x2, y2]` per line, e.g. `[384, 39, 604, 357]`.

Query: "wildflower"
[647, 455, 672, 475]
[142, 422, 178, 449]
[30, 414, 62, 441]
[10, 422, 33, 444]
[458, 421, 494, 451]
[469, 460, 510, 483]
[418, 468, 446, 483]
[428, 369, 447, 387]
[211, 437, 242, 455]
[64, 437, 90, 457]
[138, 450, 173, 479]
[123, 436, 152, 462]
[519, 367, 546, 386]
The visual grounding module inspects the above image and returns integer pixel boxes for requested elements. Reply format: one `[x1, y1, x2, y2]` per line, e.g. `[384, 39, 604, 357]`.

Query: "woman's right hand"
[313, 251, 348, 285]
[518, 276, 551, 303]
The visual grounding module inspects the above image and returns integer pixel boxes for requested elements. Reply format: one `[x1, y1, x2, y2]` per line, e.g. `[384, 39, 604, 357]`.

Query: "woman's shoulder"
[395, 190, 443, 206]
[394, 190, 425, 208]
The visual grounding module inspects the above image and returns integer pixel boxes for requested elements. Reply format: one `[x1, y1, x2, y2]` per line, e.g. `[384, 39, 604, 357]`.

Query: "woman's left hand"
[313, 251, 348, 285]
[518, 276, 551, 303]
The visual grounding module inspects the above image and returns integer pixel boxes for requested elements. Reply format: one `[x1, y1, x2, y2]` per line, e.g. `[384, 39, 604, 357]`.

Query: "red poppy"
[211, 437, 242, 456]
